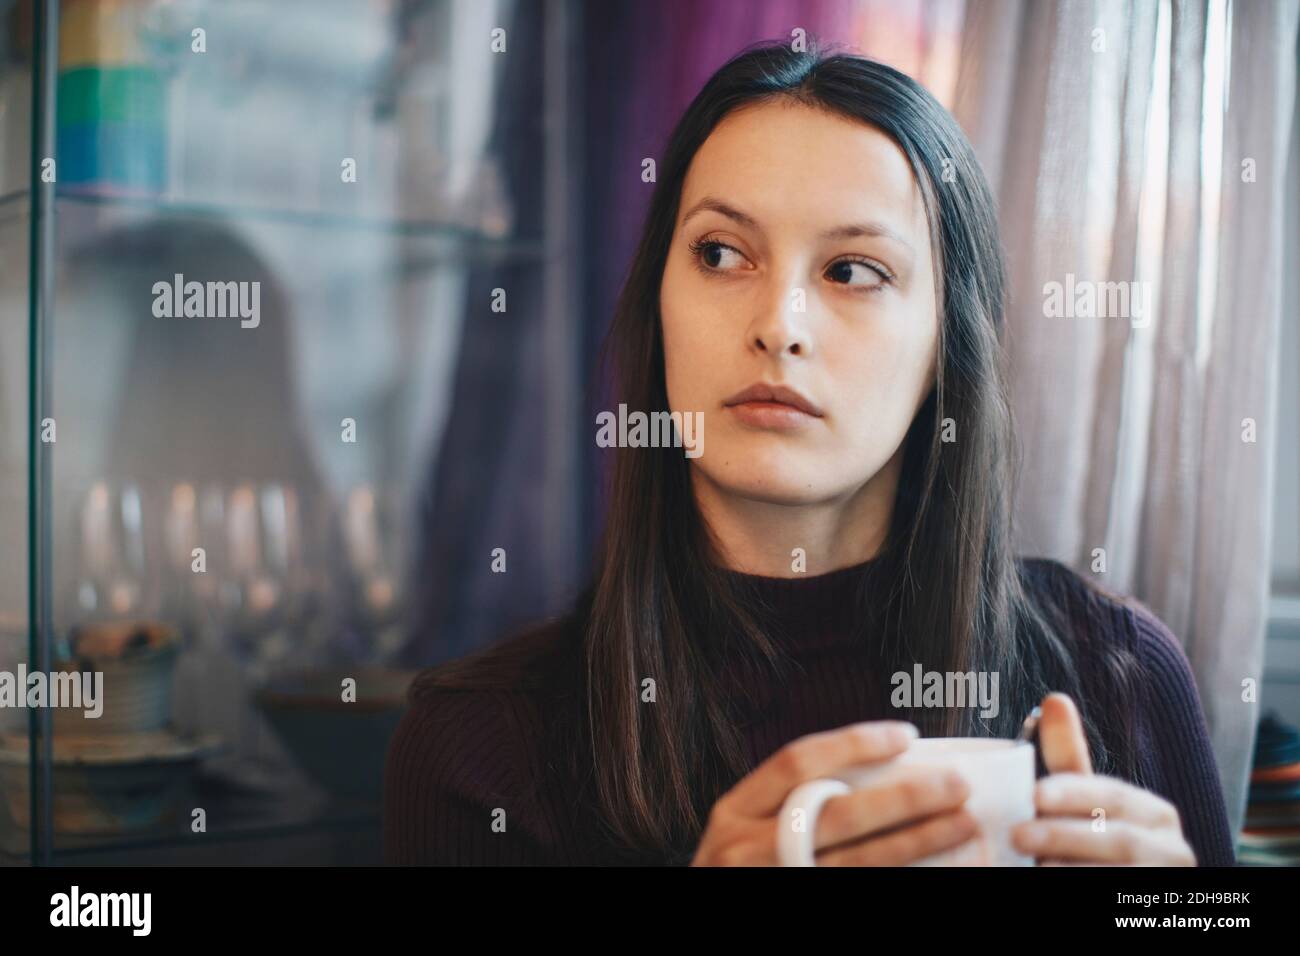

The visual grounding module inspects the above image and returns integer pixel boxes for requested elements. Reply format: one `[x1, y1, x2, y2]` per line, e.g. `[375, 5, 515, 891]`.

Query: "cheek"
[660, 264, 723, 409]
[825, 302, 937, 431]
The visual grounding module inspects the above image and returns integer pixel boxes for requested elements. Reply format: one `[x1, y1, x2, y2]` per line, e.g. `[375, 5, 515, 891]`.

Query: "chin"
[697, 459, 844, 507]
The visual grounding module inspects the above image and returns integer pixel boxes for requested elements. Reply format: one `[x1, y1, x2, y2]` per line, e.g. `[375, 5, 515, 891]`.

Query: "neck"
[692, 446, 902, 578]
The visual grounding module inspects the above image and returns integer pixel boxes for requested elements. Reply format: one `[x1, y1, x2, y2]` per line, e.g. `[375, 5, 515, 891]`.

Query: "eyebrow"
[679, 196, 916, 255]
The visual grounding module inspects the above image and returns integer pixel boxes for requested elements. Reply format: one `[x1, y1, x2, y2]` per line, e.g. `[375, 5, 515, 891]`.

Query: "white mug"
[776, 737, 1037, 867]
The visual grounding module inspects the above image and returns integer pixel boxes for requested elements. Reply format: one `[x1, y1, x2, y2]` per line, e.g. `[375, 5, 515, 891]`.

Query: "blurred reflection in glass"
[59, 218, 330, 788]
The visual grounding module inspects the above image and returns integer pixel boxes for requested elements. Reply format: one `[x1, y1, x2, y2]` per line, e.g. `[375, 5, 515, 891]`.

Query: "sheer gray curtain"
[954, 0, 1299, 837]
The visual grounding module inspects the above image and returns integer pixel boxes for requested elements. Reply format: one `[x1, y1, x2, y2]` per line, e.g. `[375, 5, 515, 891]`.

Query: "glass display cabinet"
[0, 0, 584, 865]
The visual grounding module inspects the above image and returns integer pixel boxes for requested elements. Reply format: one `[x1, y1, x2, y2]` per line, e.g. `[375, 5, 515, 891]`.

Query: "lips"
[722, 383, 824, 417]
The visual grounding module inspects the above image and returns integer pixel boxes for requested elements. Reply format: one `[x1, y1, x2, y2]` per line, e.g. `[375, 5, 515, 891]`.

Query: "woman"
[384, 41, 1235, 866]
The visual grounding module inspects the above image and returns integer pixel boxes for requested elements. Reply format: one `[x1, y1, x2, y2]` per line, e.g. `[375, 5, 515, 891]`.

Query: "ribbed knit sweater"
[383, 557, 1236, 866]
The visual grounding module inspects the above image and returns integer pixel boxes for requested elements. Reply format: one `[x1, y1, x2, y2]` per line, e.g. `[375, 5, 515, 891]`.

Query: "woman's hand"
[691, 720, 981, 866]
[1010, 692, 1196, 866]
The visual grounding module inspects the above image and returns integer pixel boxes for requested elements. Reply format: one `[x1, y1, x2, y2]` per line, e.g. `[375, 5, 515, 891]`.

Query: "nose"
[747, 282, 813, 359]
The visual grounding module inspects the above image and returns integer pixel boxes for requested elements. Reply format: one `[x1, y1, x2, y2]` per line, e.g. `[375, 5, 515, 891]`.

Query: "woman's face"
[660, 99, 940, 509]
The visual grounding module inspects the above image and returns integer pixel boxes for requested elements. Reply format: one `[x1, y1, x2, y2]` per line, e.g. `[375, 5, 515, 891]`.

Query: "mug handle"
[776, 778, 852, 867]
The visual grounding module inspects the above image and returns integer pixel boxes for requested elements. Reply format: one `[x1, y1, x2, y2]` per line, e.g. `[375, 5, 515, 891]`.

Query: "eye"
[688, 237, 748, 274]
[825, 257, 894, 291]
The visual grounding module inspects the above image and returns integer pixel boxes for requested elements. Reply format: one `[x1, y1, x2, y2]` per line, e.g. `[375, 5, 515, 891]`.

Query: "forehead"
[677, 99, 926, 238]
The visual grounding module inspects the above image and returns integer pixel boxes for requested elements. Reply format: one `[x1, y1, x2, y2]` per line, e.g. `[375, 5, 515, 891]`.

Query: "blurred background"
[0, 0, 1295, 866]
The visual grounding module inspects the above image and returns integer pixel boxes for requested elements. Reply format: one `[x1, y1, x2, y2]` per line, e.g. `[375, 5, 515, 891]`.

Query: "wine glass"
[340, 483, 407, 663]
[69, 481, 152, 644]
[221, 482, 296, 684]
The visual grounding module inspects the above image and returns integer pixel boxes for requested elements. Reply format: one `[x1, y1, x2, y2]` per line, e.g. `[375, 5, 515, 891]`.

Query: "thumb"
[1037, 692, 1093, 775]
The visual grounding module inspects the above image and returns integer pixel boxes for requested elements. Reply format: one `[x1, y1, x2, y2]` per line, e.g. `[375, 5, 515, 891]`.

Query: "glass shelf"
[62, 185, 541, 244]
[0, 189, 549, 271]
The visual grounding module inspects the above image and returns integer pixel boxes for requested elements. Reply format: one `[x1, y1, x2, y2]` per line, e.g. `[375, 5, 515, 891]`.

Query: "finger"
[812, 765, 971, 850]
[1038, 692, 1093, 775]
[699, 820, 780, 866]
[722, 721, 918, 818]
[1033, 773, 1182, 830]
[1011, 818, 1191, 865]
[817, 809, 981, 867]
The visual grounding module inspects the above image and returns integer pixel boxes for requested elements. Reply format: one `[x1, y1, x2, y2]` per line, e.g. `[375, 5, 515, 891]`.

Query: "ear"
[1037, 691, 1093, 775]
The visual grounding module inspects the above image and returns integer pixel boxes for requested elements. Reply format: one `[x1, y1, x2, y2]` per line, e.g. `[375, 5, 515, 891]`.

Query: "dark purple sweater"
[383, 557, 1236, 866]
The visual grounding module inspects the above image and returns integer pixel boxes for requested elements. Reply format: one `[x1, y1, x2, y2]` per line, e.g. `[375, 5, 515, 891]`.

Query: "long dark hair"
[417, 40, 1142, 863]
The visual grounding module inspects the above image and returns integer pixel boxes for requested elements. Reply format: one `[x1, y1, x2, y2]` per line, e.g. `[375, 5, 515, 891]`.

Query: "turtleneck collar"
[718, 556, 887, 653]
